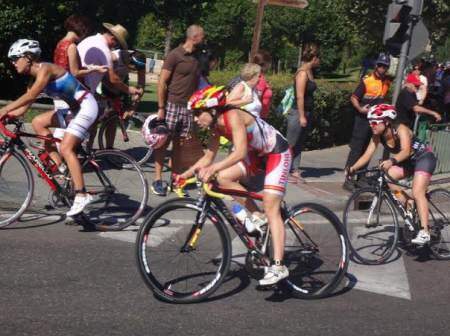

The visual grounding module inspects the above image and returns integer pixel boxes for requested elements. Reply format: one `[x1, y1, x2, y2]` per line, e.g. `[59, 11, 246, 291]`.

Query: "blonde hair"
[240, 63, 261, 81]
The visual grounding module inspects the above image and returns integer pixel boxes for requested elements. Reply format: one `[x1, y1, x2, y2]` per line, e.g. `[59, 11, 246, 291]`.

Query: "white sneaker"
[259, 265, 289, 286]
[411, 229, 430, 245]
[67, 194, 94, 217]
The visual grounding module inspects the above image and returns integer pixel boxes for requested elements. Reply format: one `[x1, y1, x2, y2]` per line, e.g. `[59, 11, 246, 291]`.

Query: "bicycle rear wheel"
[0, 150, 34, 227]
[81, 149, 148, 230]
[343, 187, 399, 264]
[98, 114, 152, 166]
[428, 189, 450, 260]
[282, 203, 348, 299]
[136, 198, 231, 303]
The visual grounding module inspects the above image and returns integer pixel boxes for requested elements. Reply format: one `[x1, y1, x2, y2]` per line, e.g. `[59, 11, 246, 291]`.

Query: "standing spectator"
[77, 22, 141, 97]
[411, 63, 428, 105]
[285, 42, 320, 183]
[226, 63, 262, 118]
[396, 73, 441, 129]
[252, 50, 273, 120]
[152, 24, 205, 196]
[343, 53, 392, 191]
[196, 48, 218, 89]
[442, 62, 450, 120]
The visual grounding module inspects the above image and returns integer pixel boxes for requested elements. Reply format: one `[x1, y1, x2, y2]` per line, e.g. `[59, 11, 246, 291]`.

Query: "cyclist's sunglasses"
[369, 119, 385, 127]
[9, 56, 21, 63]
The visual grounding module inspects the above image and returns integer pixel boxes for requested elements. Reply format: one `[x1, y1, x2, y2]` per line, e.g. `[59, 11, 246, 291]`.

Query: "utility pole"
[249, 0, 267, 61]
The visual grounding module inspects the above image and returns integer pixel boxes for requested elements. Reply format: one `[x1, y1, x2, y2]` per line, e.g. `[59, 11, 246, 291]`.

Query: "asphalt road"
[0, 216, 448, 336]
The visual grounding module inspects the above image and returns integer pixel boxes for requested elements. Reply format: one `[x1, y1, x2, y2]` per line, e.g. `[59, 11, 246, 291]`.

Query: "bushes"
[209, 70, 356, 150]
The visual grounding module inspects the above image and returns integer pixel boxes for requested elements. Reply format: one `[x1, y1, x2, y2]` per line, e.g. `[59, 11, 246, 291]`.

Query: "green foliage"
[209, 70, 355, 149]
[134, 13, 167, 51]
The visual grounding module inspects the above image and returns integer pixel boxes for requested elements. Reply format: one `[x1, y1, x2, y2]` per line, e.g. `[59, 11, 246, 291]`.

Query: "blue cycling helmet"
[376, 53, 390, 67]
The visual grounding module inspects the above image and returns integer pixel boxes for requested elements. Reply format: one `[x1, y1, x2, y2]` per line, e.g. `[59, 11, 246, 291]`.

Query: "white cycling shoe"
[411, 229, 430, 245]
[67, 194, 94, 217]
[259, 265, 289, 286]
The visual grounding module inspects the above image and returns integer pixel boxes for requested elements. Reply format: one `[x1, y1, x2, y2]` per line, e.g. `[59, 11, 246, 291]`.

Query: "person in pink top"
[252, 50, 273, 120]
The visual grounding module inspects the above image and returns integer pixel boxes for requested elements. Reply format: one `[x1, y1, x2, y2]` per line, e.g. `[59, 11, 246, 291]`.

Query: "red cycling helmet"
[142, 114, 169, 149]
[367, 104, 397, 121]
[188, 85, 227, 111]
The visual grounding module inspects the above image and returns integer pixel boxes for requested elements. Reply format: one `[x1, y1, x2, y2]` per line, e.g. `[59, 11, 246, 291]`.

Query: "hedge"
[209, 70, 356, 150]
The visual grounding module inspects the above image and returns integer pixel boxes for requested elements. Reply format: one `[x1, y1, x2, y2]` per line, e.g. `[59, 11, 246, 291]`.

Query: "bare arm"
[226, 83, 252, 107]
[157, 69, 171, 119]
[0, 66, 51, 116]
[350, 137, 379, 172]
[181, 134, 220, 179]
[295, 70, 308, 125]
[67, 44, 106, 78]
[412, 104, 441, 122]
[350, 95, 369, 114]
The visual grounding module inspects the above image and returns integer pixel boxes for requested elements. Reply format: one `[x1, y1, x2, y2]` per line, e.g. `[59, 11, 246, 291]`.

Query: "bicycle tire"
[0, 150, 34, 227]
[427, 188, 450, 260]
[81, 149, 148, 231]
[343, 187, 399, 264]
[136, 198, 231, 303]
[98, 114, 152, 166]
[282, 202, 348, 299]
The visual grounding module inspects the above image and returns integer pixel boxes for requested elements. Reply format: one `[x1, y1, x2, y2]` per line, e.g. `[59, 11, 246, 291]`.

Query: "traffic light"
[383, 0, 424, 57]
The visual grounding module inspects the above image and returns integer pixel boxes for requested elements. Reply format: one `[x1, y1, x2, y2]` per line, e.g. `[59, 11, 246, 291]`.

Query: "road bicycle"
[343, 167, 450, 264]
[97, 96, 152, 166]
[0, 116, 148, 231]
[136, 179, 348, 303]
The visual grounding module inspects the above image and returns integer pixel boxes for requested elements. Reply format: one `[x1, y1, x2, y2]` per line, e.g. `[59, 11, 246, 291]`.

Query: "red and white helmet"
[142, 114, 169, 149]
[367, 104, 397, 121]
[188, 85, 226, 111]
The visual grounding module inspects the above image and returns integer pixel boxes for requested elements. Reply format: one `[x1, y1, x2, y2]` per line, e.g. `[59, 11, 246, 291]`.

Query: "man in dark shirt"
[343, 53, 392, 191]
[396, 73, 442, 130]
[152, 25, 204, 196]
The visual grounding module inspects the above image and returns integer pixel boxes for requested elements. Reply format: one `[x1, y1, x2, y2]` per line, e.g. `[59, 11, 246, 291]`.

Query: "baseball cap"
[405, 73, 422, 87]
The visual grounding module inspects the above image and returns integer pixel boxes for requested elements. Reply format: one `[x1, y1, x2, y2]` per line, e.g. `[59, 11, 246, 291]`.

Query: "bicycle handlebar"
[0, 115, 18, 139]
[353, 166, 411, 188]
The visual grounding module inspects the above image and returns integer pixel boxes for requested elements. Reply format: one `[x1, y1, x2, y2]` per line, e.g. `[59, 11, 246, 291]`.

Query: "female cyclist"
[179, 85, 292, 286]
[0, 39, 98, 217]
[348, 104, 437, 245]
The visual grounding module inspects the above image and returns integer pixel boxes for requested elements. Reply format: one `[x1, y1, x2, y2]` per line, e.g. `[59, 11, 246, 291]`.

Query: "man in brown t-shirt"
[152, 25, 205, 196]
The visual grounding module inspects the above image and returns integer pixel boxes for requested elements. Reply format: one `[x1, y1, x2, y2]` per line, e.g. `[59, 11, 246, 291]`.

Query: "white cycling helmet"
[367, 104, 397, 121]
[8, 39, 41, 59]
[142, 114, 169, 149]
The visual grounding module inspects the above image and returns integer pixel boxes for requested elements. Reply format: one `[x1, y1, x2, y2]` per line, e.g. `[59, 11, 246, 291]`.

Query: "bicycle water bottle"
[231, 204, 256, 233]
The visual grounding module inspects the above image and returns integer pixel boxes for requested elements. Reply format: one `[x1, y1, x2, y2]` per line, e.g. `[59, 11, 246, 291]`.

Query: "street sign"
[252, 0, 308, 9]
[408, 19, 429, 60]
[267, 0, 309, 9]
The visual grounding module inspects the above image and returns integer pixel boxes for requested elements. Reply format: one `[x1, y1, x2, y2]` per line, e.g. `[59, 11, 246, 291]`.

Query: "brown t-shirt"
[163, 45, 200, 105]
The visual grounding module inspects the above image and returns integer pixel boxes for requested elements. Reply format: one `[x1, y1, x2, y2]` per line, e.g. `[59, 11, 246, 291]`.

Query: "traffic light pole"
[391, 20, 414, 105]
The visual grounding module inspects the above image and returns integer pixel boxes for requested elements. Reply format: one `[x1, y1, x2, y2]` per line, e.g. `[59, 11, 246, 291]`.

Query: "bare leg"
[59, 133, 84, 191]
[31, 110, 62, 165]
[217, 164, 260, 213]
[263, 192, 284, 261]
[411, 173, 432, 232]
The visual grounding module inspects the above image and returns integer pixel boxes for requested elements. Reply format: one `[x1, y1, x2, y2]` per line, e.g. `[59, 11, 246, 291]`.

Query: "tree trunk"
[164, 20, 174, 57]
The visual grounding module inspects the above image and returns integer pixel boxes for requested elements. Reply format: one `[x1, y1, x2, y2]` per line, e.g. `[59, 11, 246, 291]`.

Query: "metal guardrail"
[426, 123, 450, 174]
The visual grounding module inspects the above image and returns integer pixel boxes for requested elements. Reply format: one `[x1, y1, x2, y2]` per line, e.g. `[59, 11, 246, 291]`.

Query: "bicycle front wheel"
[282, 203, 348, 299]
[98, 114, 152, 166]
[428, 189, 450, 260]
[0, 150, 34, 227]
[81, 149, 148, 230]
[136, 198, 231, 303]
[343, 187, 399, 264]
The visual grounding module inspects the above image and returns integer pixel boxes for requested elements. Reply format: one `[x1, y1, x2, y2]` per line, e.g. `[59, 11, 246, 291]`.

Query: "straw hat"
[103, 23, 128, 50]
